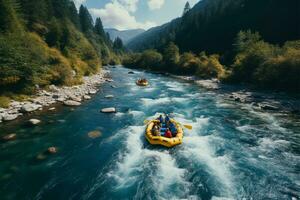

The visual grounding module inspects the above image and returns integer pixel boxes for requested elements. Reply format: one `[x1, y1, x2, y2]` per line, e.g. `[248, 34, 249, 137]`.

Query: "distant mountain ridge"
[105, 28, 145, 44]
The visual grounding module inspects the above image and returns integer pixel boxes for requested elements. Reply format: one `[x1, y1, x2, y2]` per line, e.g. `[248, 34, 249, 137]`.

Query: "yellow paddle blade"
[183, 124, 193, 130]
[144, 119, 150, 124]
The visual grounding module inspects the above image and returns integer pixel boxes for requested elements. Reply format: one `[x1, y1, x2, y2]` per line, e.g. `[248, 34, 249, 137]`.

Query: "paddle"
[143, 119, 193, 130]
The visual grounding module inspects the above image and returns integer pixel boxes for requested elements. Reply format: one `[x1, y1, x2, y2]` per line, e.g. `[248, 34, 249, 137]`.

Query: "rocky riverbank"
[0, 70, 112, 123]
[172, 75, 300, 115]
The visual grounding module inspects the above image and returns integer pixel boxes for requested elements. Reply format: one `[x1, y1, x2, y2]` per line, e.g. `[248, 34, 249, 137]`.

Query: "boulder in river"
[105, 95, 114, 99]
[128, 71, 135, 74]
[88, 130, 102, 138]
[64, 100, 81, 106]
[29, 119, 41, 125]
[101, 107, 116, 113]
[21, 103, 42, 113]
[83, 95, 91, 100]
[47, 147, 57, 154]
[2, 133, 16, 141]
[89, 89, 97, 94]
[3, 114, 18, 121]
[48, 107, 56, 111]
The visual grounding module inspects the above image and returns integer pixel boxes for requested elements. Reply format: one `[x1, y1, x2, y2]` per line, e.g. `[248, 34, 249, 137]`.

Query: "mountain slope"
[105, 28, 145, 44]
[0, 0, 115, 95]
[127, 0, 300, 55]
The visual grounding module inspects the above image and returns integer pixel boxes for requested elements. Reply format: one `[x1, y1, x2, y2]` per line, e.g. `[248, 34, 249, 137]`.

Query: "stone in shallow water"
[47, 147, 57, 154]
[3, 114, 18, 121]
[101, 107, 116, 113]
[89, 89, 97, 94]
[29, 119, 41, 125]
[48, 107, 55, 111]
[105, 95, 114, 98]
[88, 130, 102, 139]
[36, 153, 47, 160]
[21, 103, 42, 113]
[63, 100, 81, 106]
[2, 134, 16, 141]
[84, 95, 91, 100]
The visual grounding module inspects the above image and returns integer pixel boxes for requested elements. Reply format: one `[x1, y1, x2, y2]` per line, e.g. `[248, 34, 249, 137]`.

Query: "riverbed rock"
[21, 103, 42, 113]
[83, 95, 91, 100]
[128, 71, 135, 74]
[57, 97, 66, 102]
[101, 107, 116, 113]
[195, 79, 219, 90]
[64, 100, 81, 106]
[69, 95, 82, 102]
[3, 114, 18, 121]
[49, 85, 59, 92]
[47, 147, 57, 154]
[2, 133, 16, 141]
[48, 107, 56, 111]
[89, 89, 97, 94]
[105, 95, 114, 98]
[88, 130, 102, 138]
[29, 119, 41, 125]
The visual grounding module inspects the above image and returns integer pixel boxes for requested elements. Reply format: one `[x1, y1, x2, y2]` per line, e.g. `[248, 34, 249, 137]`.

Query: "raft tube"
[145, 119, 183, 148]
[136, 80, 149, 86]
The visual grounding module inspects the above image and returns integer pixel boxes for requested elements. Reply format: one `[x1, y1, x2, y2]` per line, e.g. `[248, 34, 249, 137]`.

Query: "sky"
[73, 0, 199, 30]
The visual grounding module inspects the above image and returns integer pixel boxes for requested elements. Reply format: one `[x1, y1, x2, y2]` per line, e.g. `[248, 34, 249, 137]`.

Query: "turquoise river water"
[0, 66, 299, 200]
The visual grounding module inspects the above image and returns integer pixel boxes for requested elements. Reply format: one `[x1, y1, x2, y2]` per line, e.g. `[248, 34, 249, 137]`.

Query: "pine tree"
[68, 1, 80, 29]
[182, 1, 191, 16]
[113, 37, 124, 50]
[79, 5, 93, 32]
[94, 17, 105, 37]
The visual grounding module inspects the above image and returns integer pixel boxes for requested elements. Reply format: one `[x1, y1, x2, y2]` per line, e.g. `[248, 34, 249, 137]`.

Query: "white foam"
[106, 124, 190, 198]
[174, 116, 236, 197]
[140, 97, 188, 107]
[164, 81, 186, 92]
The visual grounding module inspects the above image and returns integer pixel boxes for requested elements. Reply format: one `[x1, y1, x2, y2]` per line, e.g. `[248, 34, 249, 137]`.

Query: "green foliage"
[79, 5, 93, 32]
[196, 53, 225, 79]
[123, 50, 162, 70]
[178, 52, 199, 74]
[163, 42, 180, 72]
[226, 30, 300, 92]
[0, 0, 118, 95]
[123, 44, 224, 79]
[139, 50, 163, 70]
[128, 0, 300, 61]
[113, 37, 124, 52]
[0, 0, 22, 32]
[0, 96, 10, 108]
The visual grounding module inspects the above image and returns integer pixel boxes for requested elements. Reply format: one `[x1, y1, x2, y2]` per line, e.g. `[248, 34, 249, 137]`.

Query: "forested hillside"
[0, 0, 118, 96]
[128, 0, 299, 55]
[125, 0, 300, 92]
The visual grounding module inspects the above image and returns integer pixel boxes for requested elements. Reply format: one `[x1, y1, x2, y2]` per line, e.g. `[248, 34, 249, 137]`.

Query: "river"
[0, 66, 299, 200]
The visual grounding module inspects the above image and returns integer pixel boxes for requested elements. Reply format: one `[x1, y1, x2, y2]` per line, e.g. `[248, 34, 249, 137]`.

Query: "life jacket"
[165, 130, 172, 138]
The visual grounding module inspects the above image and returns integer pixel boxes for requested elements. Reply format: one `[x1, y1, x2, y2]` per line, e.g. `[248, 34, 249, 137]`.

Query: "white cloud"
[89, 1, 156, 30]
[147, 0, 165, 10]
[73, 0, 86, 9]
[119, 0, 139, 12]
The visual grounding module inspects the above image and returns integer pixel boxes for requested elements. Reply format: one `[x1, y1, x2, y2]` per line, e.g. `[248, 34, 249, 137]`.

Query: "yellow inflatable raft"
[145, 119, 183, 148]
[136, 80, 149, 86]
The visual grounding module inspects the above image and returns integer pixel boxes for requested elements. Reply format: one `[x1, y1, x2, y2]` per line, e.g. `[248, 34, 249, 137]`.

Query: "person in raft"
[153, 114, 178, 138]
[164, 128, 172, 138]
[152, 122, 160, 136]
